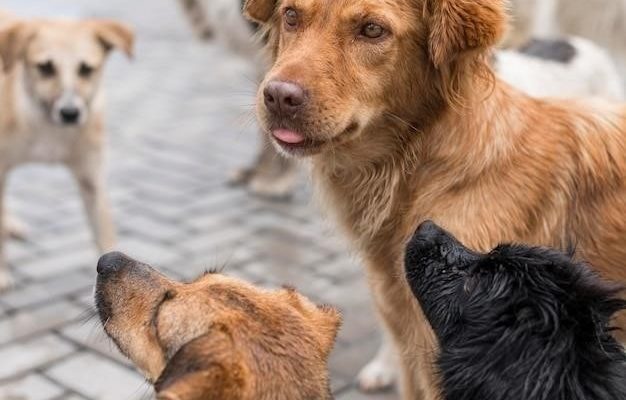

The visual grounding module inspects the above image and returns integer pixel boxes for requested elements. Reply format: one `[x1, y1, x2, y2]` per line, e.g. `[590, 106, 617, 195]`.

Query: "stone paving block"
[0, 271, 93, 310]
[60, 321, 132, 367]
[18, 247, 97, 281]
[0, 374, 64, 400]
[0, 300, 84, 345]
[0, 334, 75, 380]
[45, 353, 149, 400]
[336, 388, 399, 400]
[115, 237, 185, 268]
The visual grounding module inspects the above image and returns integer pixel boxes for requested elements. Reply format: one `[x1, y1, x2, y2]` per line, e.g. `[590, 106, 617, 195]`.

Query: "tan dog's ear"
[315, 305, 342, 358]
[0, 22, 35, 73]
[155, 332, 246, 400]
[428, 0, 506, 67]
[243, 0, 278, 24]
[89, 20, 135, 58]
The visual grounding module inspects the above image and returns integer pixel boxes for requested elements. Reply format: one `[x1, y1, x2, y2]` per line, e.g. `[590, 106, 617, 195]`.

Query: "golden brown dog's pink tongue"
[273, 129, 305, 144]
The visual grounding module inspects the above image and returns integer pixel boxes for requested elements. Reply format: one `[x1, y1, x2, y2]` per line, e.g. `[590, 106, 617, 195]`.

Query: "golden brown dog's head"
[0, 18, 133, 126]
[245, 0, 506, 157]
[95, 252, 341, 400]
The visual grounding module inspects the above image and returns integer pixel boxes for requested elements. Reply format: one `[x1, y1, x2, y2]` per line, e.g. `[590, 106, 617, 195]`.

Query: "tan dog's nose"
[264, 80, 307, 116]
[97, 251, 132, 275]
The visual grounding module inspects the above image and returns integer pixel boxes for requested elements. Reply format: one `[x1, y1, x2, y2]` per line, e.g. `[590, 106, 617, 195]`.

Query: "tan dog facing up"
[0, 14, 134, 289]
[95, 252, 341, 400]
[244, 0, 626, 398]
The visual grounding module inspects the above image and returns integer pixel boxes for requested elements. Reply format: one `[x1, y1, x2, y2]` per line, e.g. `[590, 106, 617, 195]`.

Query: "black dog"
[405, 221, 626, 400]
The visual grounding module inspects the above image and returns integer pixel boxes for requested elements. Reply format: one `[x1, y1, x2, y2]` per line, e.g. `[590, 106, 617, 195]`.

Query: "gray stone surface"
[0, 0, 391, 399]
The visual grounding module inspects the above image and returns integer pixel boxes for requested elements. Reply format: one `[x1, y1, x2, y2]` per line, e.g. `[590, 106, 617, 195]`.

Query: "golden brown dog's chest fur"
[314, 81, 626, 398]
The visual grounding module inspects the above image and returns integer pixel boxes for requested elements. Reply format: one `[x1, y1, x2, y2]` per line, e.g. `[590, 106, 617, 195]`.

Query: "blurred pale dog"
[506, 0, 626, 71]
[0, 12, 134, 289]
[179, 0, 625, 204]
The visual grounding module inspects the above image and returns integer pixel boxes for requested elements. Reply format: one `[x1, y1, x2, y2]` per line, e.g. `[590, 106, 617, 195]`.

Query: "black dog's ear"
[155, 332, 246, 400]
[243, 0, 278, 24]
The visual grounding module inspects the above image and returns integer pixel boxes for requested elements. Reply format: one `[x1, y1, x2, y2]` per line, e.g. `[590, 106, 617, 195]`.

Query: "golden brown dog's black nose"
[264, 80, 307, 116]
[97, 251, 131, 275]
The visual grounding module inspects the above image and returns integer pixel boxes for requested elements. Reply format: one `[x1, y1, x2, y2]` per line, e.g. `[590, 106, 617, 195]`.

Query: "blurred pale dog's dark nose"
[264, 80, 307, 116]
[97, 251, 131, 275]
[60, 107, 81, 124]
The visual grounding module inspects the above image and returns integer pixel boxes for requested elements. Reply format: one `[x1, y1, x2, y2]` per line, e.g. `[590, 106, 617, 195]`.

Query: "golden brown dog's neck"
[312, 74, 531, 247]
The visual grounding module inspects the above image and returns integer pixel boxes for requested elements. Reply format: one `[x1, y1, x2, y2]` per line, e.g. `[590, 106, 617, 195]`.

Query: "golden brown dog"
[95, 252, 341, 400]
[244, 0, 626, 398]
[0, 13, 133, 289]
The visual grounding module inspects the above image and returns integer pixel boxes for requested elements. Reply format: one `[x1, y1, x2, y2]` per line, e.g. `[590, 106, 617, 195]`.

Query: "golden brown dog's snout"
[263, 80, 308, 117]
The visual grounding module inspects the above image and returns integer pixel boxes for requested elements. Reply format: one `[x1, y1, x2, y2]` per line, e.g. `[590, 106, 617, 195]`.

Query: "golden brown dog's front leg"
[69, 154, 116, 252]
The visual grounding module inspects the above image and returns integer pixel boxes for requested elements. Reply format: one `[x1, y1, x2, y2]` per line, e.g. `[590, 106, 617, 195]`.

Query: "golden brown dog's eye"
[36, 61, 56, 78]
[284, 8, 298, 30]
[78, 62, 95, 78]
[361, 23, 385, 40]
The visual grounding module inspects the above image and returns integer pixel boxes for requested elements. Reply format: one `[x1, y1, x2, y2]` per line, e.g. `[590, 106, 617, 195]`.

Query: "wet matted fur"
[95, 252, 341, 400]
[405, 221, 626, 400]
[244, 0, 626, 398]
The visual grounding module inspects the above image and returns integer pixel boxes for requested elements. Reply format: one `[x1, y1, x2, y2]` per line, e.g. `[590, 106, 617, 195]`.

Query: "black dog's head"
[405, 221, 626, 400]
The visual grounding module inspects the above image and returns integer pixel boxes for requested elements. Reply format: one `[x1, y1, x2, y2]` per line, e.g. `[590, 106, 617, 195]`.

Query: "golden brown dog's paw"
[356, 355, 397, 393]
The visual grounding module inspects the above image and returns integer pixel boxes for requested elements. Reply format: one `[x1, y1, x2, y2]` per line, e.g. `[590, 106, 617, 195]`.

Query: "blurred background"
[0, 0, 381, 399]
[0, 0, 625, 399]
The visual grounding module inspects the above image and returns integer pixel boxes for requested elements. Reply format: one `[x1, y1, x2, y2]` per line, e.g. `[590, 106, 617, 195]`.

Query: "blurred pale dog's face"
[0, 19, 133, 126]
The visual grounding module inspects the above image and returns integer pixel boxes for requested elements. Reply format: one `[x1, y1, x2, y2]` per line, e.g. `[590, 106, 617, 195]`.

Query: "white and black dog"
[506, 0, 626, 75]
[405, 221, 626, 400]
[177, 0, 624, 204]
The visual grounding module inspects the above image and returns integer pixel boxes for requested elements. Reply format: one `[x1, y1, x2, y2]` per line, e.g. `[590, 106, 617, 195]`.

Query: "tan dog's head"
[246, 0, 506, 157]
[0, 18, 133, 126]
[95, 252, 341, 400]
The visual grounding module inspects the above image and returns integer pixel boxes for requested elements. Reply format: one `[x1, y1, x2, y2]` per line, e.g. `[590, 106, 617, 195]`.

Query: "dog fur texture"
[244, 0, 626, 398]
[0, 13, 133, 289]
[95, 252, 340, 400]
[405, 221, 626, 400]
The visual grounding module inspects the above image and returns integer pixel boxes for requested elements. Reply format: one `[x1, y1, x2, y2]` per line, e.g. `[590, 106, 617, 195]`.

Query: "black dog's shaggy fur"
[405, 221, 626, 400]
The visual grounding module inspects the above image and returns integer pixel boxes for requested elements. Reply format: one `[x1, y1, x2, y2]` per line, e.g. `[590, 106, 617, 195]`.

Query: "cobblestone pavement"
[0, 1, 398, 399]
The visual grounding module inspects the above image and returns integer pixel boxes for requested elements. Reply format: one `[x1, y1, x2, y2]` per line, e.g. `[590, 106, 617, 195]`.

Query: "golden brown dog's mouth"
[270, 122, 359, 156]
[271, 128, 325, 155]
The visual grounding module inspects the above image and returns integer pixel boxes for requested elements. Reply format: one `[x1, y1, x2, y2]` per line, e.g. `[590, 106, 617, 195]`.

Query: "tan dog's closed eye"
[95, 252, 341, 400]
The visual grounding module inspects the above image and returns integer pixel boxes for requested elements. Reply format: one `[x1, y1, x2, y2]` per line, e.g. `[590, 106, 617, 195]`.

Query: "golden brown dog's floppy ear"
[0, 22, 35, 73]
[428, 0, 506, 67]
[243, 0, 278, 24]
[155, 333, 247, 400]
[89, 20, 135, 58]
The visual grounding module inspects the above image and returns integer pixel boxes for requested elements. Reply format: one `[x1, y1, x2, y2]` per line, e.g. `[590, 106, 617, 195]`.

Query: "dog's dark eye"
[78, 62, 95, 78]
[36, 61, 56, 78]
[284, 8, 298, 30]
[360, 23, 385, 40]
